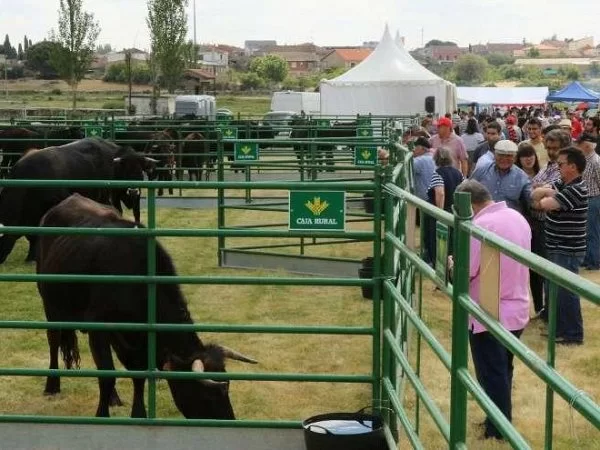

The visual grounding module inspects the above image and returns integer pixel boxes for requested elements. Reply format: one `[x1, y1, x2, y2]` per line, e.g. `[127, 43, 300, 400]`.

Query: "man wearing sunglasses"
[532, 147, 588, 345]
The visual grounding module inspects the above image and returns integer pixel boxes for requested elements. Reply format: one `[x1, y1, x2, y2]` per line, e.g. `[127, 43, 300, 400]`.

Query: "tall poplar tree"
[146, 0, 189, 95]
[49, 0, 100, 109]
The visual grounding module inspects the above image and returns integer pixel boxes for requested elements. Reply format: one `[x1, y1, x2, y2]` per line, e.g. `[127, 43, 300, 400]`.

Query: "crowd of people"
[402, 106, 598, 440]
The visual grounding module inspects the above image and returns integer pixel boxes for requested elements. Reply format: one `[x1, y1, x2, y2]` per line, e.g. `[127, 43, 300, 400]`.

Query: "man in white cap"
[470, 140, 533, 214]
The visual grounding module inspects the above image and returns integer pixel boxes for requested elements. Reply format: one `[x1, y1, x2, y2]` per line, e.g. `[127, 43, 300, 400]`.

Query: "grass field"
[0, 79, 271, 116]
[0, 200, 598, 449]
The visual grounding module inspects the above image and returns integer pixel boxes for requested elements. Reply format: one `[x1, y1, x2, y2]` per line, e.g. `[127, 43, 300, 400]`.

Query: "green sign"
[356, 127, 374, 138]
[435, 222, 449, 283]
[220, 126, 238, 140]
[289, 191, 345, 231]
[357, 116, 372, 126]
[234, 142, 259, 161]
[85, 126, 103, 138]
[354, 146, 378, 166]
[315, 119, 330, 129]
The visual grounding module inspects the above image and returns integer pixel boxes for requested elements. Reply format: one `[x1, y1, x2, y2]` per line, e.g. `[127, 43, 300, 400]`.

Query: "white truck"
[173, 95, 216, 119]
[270, 91, 320, 115]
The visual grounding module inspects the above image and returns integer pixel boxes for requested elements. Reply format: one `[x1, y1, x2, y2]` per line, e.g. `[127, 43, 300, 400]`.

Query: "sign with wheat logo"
[288, 191, 345, 231]
[234, 142, 259, 161]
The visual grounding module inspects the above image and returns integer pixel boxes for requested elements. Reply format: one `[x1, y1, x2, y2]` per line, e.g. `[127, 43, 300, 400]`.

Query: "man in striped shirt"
[528, 130, 569, 320]
[532, 147, 588, 345]
[578, 133, 600, 270]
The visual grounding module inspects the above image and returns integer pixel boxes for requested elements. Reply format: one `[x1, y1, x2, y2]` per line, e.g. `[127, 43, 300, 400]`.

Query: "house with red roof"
[320, 48, 373, 70]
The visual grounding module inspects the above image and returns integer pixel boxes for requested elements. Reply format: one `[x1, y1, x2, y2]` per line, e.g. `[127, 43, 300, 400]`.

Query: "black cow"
[0, 138, 156, 264]
[290, 119, 358, 171]
[179, 132, 212, 181]
[143, 129, 178, 196]
[37, 194, 257, 418]
[0, 127, 84, 178]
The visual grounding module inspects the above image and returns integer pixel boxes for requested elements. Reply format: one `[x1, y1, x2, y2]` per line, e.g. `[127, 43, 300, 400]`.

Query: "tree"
[590, 62, 600, 77]
[49, 0, 100, 109]
[249, 55, 288, 84]
[147, 0, 189, 95]
[24, 40, 63, 78]
[182, 40, 200, 68]
[239, 72, 265, 90]
[96, 43, 113, 54]
[2, 35, 17, 59]
[425, 39, 457, 48]
[527, 47, 540, 58]
[453, 54, 489, 84]
[485, 53, 515, 67]
[17, 43, 23, 60]
[23, 35, 29, 54]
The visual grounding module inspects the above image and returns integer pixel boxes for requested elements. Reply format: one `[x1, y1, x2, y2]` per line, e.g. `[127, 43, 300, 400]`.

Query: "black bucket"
[303, 411, 387, 450]
[359, 257, 374, 300]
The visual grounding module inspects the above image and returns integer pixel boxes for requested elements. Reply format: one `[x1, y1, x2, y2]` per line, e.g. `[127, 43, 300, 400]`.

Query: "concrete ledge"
[0, 423, 305, 450]
[221, 249, 362, 278]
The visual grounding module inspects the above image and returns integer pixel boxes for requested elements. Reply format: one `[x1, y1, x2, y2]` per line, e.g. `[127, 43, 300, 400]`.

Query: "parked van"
[174, 95, 216, 119]
[270, 91, 320, 115]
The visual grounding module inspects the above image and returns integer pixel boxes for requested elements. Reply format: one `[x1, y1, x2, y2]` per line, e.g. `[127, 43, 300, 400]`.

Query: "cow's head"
[162, 344, 257, 420]
[113, 147, 157, 203]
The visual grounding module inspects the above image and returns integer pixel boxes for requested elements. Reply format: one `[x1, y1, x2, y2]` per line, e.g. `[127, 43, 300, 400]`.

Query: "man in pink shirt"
[455, 180, 531, 441]
[429, 117, 469, 176]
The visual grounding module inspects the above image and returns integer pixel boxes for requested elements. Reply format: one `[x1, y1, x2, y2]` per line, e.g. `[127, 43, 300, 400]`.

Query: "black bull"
[0, 138, 156, 264]
[289, 120, 358, 170]
[0, 126, 85, 178]
[37, 193, 257, 418]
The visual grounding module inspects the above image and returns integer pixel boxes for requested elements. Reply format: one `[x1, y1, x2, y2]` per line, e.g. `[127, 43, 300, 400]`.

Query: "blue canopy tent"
[546, 81, 600, 103]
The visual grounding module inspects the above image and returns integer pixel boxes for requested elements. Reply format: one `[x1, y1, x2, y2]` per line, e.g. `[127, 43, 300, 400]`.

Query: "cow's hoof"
[110, 390, 124, 407]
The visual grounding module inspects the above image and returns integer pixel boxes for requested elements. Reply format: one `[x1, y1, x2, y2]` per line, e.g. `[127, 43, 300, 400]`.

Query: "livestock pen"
[0, 141, 597, 449]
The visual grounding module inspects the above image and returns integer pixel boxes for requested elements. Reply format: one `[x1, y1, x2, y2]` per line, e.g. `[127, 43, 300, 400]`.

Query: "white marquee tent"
[320, 26, 457, 116]
[457, 87, 550, 106]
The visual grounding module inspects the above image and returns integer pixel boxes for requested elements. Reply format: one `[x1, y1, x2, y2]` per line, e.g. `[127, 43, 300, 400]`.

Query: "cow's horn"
[0, 223, 4, 238]
[113, 157, 122, 162]
[192, 358, 227, 387]
[145, 157, 159, 163]
[221, 346, 258, 364]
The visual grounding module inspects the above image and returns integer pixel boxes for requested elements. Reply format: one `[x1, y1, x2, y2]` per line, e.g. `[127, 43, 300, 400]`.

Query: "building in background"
[321, 48, 373, 70]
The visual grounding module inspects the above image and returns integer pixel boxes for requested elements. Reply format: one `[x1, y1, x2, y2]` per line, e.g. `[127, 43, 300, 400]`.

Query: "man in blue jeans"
[532, 147, 588, 345]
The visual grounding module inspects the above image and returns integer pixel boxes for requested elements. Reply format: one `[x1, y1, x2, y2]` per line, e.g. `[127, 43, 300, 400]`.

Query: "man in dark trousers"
[452, 180, 531, 440]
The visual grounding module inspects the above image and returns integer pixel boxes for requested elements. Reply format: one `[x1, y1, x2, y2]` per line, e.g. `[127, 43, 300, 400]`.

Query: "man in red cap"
[505, 115, 522, 144]
[429, 116, 468, 176]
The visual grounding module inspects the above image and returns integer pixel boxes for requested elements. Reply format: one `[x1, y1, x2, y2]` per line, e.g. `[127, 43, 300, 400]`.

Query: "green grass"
[0, 206, 598, 450]
[2, 86, 270, 117]
[216, 95, 271, 118]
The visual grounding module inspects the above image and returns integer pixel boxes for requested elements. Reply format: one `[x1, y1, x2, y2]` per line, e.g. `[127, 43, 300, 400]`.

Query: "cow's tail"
[60, 330, 81, 370]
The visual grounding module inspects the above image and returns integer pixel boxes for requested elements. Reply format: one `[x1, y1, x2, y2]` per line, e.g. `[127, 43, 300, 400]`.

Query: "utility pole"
[125, 51, 132, 115]
[193, 0, 197, 65]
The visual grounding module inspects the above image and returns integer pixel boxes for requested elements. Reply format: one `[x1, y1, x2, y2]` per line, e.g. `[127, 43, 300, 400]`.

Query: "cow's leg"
[89, 331, 116, 417]
[326, 146, 335, 172]
[25, 235, 37, 262]
[168, 169, 174, 195]
[131, 377, 147, 418]
[44, 330, 61, 395]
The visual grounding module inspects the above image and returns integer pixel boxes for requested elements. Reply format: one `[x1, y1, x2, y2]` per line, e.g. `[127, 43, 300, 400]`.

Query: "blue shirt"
[470, 162, 532, 214]
[474, 150, 495, 171]
[412, 153, 436, 201]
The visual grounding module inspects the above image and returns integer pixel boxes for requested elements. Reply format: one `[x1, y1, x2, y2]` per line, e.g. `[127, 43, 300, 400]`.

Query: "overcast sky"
[1, 0, 599, 51]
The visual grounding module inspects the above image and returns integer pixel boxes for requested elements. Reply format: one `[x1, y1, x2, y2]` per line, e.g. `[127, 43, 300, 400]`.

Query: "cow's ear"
[162, 360, 174, 371]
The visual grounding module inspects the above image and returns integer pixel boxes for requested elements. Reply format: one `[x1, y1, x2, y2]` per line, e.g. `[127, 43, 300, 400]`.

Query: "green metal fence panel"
[381, 147, 600, 449]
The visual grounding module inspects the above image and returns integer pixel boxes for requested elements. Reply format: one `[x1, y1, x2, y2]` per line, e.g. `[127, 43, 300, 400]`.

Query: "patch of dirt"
[4, 78, 151, 93]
